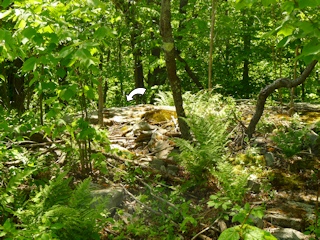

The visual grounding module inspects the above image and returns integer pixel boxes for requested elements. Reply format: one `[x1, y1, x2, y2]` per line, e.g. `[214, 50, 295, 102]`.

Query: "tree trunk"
[176, 53, 203, 90]
[98, 77, 104, 127]
[208, 0, 217, 90]
[175, 0, 203, 90]
[246, 60, 318, 138]
[160, 0, 191, 140]
[242, 11, 252, 97]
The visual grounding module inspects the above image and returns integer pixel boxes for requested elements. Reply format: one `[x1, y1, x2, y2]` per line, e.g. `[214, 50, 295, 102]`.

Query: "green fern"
[174, 114, 229, 183]
[183, 90, 235, 117]
[6, 168, 35, 194]
[1, 171, 108, 240]
[154, 91, 175, 106]
[0, 167, 35, 222]
[212, 161, 249, 204]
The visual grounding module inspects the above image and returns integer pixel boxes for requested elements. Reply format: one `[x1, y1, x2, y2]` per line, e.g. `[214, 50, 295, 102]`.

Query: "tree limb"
[246, 60, 318, 138]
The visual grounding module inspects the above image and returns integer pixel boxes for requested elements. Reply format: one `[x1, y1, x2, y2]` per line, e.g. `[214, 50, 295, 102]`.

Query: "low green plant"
[207, 200, 276, 240]
[212, 161, 250, 204]
[105, 173, 199, 239]
[0, 171, 108, 240]
[304, 170, 320, 240]
[154, 90, 236, 118]
[305, 221, 320, 240]
[272, 125, 310, 157]
[173, 114, 229, 184]
[154, 90, 175, 106]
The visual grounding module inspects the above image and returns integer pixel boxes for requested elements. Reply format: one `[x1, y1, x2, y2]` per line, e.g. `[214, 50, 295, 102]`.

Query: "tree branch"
[246, 60, 318, 138]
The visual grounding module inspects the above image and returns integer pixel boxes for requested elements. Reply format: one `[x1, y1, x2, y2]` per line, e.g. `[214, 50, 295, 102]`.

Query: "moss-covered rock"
[143, 109, 177, 123]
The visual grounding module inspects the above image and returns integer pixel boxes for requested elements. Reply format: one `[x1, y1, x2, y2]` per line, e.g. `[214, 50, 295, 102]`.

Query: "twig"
[103, 152, 134, 163]
[232, 110, 247, 131]
[191, 217, 221, 240]
[136, 176, 179, 210]
[120, 184, 163, 216]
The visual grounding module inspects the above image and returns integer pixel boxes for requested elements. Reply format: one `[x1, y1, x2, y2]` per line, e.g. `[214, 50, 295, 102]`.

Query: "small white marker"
[126, 88, 146, 101]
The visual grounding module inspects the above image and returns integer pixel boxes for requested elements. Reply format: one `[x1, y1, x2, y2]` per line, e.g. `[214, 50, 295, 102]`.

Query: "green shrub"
[0, 171, 108, 240]
[272, 126, 310, 157]
[212, 161, 249, 204]
[173, 113, 229, 184]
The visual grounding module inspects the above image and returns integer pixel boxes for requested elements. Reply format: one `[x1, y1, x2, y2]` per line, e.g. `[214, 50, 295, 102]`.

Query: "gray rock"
[307, 130, 320, 156]
[133, 121, 155, 134]
[264, 152, 275, 167]
[268, 228, 309, 240]
[91, 187, 124, 215]
[264, 213, 302, 231]
[150, 159, 166, 171]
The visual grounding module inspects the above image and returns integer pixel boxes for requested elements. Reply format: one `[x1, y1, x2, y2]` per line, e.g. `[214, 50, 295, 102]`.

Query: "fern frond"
[174, 113, 230, 181]
[154, 91, 174, 106]
[7, 168, 35, 194]
[68, 178, 92, 209]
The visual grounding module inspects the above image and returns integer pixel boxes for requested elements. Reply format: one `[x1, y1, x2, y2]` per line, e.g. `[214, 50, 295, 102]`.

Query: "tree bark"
[208, 0, 217, 90]
[242, 12, 252, 97]
[247, 60, 318, 138]
[160, 0, 191, 140]
[175, 0, 203, 90]
[176, 53, 203, 90]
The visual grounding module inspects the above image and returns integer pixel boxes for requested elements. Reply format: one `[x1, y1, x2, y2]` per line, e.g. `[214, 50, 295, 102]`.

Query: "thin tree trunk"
[208, 0, 217, 90]
[241, 11, 253, 97]
[98, 76, 103, 127]
[176, 53, 203, 90]
[289, 46, 299, 116]
[247, 60, 318, 138]
[160, 0, 191, 140]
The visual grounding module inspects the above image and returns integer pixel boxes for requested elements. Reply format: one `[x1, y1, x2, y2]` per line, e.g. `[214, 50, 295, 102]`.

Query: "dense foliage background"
[0, 0, 320, 239]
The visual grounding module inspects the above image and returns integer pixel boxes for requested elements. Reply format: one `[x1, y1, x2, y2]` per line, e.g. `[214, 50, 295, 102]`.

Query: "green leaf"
[298, 21, 316, 35]
[277, 36, 292, 48]
[7, 169, 35, 194]
[22, 57, 37, 72]
[75, 48, 92, 60]
[84, 85, 96, 100]
[251, 206, 265, 219]
[302, 40, 320, 56]
[51, 222, 64, 230]
[282, 1, 295, 13]
[57, 68, 66, 78]
[22, 27, 37, 40]
[29, 71, 39, 87]
[59, 85, 77, 101]
[218, 227, 241, 240]
[235, 0, 255, 10]
[261, 0, 276, 6]
[1, 0, 13, 8]
[0, 121, 9, 131]
[232, 212, 246, 223]
[59, 46, 75, 58]
[42, 82, 56, 91]
[94, 26, 113, 39]
[242, 224, 277, 240]
[298, 0, 320, 9]
[277, 25, 295, 37]
[87, 0, 102, 7]
[81, 41, 100, 48]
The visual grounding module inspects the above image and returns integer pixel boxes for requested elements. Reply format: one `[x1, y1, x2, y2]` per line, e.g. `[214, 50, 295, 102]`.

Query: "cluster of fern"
[154, 90, 236, 117]
[169, 90, 250, 203]
[0, 169, 108, 240]
[173, 114, 230, 184]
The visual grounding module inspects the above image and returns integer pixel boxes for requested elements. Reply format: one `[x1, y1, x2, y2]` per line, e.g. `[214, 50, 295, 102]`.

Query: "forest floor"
[86, 102, 320, 239]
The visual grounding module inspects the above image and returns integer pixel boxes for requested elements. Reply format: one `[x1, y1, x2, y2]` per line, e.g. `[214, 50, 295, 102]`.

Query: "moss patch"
[143, 109, 177, 123]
